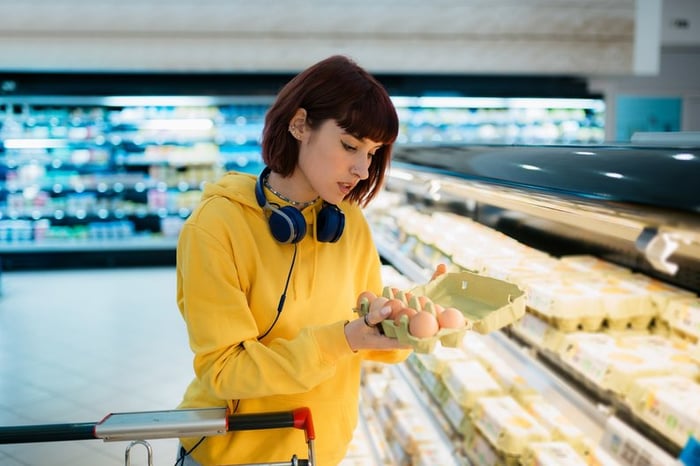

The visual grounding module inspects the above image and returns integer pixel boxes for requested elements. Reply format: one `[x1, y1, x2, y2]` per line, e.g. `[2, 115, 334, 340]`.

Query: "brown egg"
[418, 295, 433, 309]
[437, 307, 466, 329]
[409, 311, 439, 338]
[393, 307, 417, 325]
[385, 298, 404, 319]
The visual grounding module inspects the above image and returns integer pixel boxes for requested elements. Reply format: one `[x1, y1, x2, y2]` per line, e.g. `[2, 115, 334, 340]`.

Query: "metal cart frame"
[0, 407, 316, 466]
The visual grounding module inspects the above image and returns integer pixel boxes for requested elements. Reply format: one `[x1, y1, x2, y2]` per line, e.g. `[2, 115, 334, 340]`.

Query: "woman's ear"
[288, 108, 308, 140]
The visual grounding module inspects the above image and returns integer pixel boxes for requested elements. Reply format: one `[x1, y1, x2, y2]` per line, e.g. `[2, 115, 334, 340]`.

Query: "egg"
[409, 311, 439, 338]
[393, 306, 417, 325]
[385, 298, 404, 319]
[418, 295, 433, 309]
[437, 307, 466, 329]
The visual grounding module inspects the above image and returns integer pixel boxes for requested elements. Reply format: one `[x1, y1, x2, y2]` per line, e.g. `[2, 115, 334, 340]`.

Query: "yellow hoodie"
[176, 171, 408, 465]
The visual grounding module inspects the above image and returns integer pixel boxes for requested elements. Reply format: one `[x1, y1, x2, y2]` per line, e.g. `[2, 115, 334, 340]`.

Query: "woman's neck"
[265, 172, 319, 208]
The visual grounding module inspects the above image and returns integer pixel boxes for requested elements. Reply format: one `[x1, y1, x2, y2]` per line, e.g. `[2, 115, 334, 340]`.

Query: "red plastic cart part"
[0, 407, 315, 443]
[226, 408, 316, 442]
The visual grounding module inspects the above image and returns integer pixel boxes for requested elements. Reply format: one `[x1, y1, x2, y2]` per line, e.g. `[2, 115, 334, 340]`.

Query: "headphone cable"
[258, 243, 298, 340]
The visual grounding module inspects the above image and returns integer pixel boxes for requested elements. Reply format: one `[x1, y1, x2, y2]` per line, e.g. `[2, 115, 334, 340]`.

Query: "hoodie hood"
[202, 171, 260, 209]
[201, 170, 325, 297]
[202, 170, 324, 234]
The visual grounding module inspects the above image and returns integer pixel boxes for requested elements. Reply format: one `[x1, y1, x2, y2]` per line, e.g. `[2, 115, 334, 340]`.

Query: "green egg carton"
[382, 314, 469, 353]
[356, 271, 526, 354]
[413, 271, 527, 335]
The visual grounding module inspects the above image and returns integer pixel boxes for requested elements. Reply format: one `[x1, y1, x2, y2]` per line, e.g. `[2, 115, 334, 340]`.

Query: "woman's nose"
[353, 158, 370, 179]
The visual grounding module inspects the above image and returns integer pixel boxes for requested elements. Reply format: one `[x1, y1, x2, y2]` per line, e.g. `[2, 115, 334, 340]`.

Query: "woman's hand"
[430, 263, 447, 281]
[344, 305, 410, 351]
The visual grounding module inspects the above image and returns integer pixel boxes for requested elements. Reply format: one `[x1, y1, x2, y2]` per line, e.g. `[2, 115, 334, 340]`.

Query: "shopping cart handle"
[0, 422, 97, 444]
[227, 407, 315, 442]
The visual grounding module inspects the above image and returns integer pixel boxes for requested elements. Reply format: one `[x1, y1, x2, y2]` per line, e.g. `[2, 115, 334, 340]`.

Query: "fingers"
[430, 263, 447, 281]
[347, 305, 404, 351]
[365, 305, 391, 328]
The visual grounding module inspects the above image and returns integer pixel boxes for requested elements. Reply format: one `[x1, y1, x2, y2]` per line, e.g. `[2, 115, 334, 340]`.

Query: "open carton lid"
[383, 271, 527, 353]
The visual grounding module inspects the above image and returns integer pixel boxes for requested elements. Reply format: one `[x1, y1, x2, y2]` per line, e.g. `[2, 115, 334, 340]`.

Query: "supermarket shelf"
[376, 236, 432, 284]
[507, 327, 686, 458]
[388, 143, 700, 276]
[375, 232, 688, 464]
[485, 331, 607, 438]
[376, 235, 607, 438]
[0, 237, 177, 253]
[393, 363, 470, 465]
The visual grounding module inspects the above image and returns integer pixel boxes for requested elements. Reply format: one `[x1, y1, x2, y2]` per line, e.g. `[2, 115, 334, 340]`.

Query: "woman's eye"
[342, 141, 357, 152]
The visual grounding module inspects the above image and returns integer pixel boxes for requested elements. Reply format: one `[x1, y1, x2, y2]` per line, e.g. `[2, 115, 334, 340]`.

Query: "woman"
[175, 55, 427, 465]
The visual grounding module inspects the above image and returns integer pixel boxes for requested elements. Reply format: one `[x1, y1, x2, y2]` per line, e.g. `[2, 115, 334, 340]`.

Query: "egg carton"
[358, 271, 526, 354]
[527, 306, 654, 334]
[470, 395, 551, 457]
[665, 297, 700, 344]
[464, 428, 520, 466]
[520, 441, 589, 466]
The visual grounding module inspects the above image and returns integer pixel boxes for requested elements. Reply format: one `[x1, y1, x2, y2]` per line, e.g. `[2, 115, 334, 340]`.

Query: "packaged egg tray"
[464, 427, 520, 466]
[626, 374, 700, 448]
[358, 271, 526, 354]
[470, 395, 551, 457]
[557, 333, 699, 397]
[519, 441, 589, 466]
[665, 297, 700, 344]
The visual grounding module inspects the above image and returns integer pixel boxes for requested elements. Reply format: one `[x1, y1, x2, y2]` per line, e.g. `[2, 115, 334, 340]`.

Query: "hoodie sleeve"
[177, 200, 356, 402]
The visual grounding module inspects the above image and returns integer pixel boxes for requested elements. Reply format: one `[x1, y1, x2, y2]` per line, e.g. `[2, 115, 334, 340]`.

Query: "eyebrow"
[344, 131, 383, 150]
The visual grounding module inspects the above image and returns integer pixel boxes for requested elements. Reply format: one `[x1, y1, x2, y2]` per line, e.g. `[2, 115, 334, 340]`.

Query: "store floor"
[0, 267, 193, 466]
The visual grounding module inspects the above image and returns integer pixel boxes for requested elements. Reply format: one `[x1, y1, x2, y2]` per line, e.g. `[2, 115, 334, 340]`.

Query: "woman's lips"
[338, 182, 353, 195]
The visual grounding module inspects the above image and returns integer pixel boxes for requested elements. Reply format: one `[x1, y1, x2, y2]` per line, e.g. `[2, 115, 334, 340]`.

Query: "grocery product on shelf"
[1, 94, 605, 256]
[360, 359, 465, 465]
[625, 375, 700, 449]
[558, 333, 699, 396]
[520, 397, 588, 455]
[471, 395, 551, 457]
[441, 359, 504, 412]
[520, 441, 589, 466]
[461, 335, 539, 403]
[365, 197, 695, 465]
[0, 100, 267, 254]
[665, 297, 700, 343]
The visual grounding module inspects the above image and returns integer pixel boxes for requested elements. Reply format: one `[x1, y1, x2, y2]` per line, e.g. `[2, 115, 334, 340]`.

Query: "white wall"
[0, 0, 639, 75]
[590, 48, 700, 136]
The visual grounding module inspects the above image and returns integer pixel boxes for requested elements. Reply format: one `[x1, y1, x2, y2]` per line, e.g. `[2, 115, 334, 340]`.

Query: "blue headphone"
[255, 167, 345, 244]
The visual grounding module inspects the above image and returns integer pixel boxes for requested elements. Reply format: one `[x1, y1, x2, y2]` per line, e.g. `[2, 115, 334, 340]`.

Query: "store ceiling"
[0, 0, 686, 76]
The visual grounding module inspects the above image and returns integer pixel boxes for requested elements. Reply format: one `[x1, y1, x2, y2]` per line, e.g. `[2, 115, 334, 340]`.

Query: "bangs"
[336, 89, 399, 145]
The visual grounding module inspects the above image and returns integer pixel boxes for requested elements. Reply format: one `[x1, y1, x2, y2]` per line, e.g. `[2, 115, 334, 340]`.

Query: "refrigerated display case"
[361, 141, 699, 465]
[0, 93, 605, 268]
[0, 96, 271, 267]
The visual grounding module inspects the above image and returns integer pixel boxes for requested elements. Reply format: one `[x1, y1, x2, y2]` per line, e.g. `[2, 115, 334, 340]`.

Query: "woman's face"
[297, 119, 382, 205]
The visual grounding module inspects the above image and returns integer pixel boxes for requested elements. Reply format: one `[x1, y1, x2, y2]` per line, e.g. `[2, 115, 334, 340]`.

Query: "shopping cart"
[0, 406, 316, 466]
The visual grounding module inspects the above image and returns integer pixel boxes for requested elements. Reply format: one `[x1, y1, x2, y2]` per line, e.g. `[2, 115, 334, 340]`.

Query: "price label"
[600, 416, 682, 466]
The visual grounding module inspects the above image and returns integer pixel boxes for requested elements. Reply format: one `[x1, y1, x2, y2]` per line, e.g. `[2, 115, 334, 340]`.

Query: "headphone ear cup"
[316, 204, 345, 243]
[268, 206, 307, 244]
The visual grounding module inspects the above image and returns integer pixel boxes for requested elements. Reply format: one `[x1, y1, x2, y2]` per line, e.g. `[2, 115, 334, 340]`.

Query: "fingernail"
[380, 305, 391, 316]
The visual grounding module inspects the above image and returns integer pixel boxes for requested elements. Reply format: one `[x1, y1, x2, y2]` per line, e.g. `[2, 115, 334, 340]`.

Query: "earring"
[288, 125, 300, 139]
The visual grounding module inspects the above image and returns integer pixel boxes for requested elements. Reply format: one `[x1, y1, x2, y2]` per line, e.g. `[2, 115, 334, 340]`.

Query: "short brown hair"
[262, 55, 399, 207]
